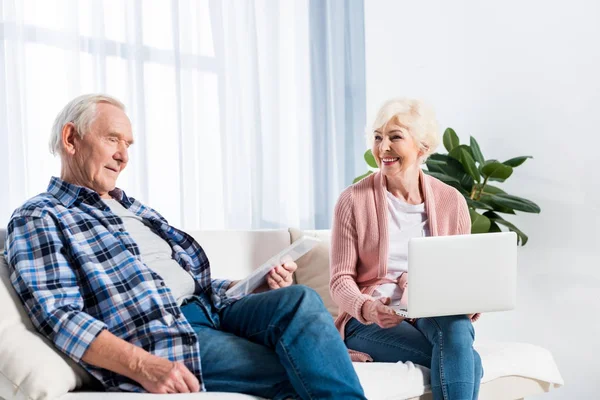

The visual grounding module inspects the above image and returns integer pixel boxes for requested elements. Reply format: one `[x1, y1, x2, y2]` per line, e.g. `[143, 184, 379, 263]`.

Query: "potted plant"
[354, 128, 540, 245]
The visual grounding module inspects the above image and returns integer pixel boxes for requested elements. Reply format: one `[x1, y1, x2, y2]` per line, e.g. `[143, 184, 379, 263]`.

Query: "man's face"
[71, 103, 133, 197]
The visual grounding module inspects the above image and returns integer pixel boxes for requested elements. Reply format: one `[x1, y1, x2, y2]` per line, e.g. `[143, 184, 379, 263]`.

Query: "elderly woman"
[330, 98, 482, 400]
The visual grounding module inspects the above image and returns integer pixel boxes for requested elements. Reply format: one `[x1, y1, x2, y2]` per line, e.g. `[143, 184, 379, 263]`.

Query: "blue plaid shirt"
[4, 177, 236, 392]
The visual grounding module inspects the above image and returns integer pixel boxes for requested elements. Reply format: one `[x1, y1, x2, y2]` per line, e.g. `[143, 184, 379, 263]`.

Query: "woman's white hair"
[367, 98, 440, 161]
[49, 94, 125, 156]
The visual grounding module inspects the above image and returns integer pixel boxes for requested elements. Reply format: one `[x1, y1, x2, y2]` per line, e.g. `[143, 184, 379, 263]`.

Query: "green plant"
[354, 128, 540, 245]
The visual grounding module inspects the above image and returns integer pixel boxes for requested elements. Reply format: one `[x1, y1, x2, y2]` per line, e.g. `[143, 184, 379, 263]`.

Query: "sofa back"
[185, 229, 292, 279]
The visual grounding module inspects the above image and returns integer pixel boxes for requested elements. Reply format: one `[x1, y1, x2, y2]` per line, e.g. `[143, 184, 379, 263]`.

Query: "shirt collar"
[47, 176, 132, 208]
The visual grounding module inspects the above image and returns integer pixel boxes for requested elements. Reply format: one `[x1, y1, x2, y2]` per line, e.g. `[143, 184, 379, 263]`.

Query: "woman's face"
[372, 117, 424, 177]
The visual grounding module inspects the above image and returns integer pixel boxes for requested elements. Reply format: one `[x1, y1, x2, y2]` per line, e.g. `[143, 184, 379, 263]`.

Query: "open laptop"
[391, 232, 517, 318]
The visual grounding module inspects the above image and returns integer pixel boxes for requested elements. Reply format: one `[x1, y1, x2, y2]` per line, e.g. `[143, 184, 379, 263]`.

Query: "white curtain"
[0, 0, 366, 230]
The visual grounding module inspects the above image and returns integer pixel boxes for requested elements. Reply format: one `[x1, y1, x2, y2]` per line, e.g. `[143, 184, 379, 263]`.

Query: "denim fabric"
[182, 286, 366, 400]
[345, 315, 482, 400]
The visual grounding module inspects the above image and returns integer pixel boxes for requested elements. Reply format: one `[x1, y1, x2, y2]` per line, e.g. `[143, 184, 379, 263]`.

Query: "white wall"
[365, 1, 600, 398]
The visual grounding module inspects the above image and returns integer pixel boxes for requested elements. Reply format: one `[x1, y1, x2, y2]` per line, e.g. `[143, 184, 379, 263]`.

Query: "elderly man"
[4, 94, 366, 400]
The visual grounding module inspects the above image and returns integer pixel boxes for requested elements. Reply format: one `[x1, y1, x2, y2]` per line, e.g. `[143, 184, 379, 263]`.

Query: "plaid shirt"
[4, 177, 235, 392]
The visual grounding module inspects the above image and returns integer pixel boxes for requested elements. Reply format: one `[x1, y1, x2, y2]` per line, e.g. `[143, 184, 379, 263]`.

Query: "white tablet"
[225, 236, 321, 298]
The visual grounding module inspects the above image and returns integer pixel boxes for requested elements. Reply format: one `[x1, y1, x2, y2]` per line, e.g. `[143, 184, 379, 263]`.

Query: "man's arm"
[6, 214, 199, 393]
[82, 330, 199, 393]
[6, 214, 107, 362]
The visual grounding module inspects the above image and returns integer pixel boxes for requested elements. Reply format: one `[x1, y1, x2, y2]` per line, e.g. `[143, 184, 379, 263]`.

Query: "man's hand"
[135, 354, 200, 394]
[82, 330, 200, 394]
[266, 261, 297, 290]
[361, 297, 404, 329]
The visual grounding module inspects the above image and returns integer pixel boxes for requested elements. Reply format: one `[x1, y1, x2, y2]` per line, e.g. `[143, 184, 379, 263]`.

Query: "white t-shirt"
[372, 191, 429, 302]
[103, 199, 197, 305]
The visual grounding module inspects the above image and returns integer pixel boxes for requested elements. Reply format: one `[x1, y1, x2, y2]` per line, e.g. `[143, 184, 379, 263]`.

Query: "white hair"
[367, 98, 440, 161]
[49, 94, 125, 156]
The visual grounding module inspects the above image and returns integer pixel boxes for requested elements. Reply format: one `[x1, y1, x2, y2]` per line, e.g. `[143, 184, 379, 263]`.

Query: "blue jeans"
[181, 285, 366, 400]
[345, 315, 482, 400]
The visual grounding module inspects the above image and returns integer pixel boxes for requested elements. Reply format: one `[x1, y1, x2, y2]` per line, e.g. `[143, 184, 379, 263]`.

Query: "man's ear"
[61, 123, 78, 155]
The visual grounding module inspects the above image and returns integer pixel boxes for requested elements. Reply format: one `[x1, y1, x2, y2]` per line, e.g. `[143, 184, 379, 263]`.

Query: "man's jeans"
[345, 315, 483, 400]
[181, 285, 366, 400]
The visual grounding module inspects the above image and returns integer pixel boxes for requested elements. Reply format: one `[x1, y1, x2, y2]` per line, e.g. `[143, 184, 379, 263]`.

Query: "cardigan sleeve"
[329, 188, 373, 324]
[456, 192, 472, 235]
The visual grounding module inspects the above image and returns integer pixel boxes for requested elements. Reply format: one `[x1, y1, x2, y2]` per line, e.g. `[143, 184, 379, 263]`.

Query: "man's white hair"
[49, 94, 125, 156]
[367, 98, 440, 161]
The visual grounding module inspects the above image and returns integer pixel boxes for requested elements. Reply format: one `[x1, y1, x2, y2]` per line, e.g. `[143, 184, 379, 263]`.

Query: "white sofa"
[0, 228, 564, 400]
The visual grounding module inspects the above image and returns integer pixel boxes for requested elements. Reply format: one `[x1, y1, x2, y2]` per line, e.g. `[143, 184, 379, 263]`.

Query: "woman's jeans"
[181, 285, 366, 400]
[345, 315, 483, 400]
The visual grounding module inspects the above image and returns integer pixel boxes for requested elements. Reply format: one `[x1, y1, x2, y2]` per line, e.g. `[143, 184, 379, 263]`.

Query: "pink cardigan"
[329, 170, 471, 361]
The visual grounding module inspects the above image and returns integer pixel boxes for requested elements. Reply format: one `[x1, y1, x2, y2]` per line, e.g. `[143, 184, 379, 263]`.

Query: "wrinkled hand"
[361, 297, 404, 329]
[468, 313, 481, 323]
[136, 355, 200, 394]
[266, 261, 297, 290]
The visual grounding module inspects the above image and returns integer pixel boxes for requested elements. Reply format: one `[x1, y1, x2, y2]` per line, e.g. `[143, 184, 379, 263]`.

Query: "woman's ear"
[418, 144, 428, 163]
[61, 123, 78, 155]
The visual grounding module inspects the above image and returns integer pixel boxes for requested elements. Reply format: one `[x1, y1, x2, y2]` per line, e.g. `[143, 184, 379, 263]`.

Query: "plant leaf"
[483, 211, 529, 245]
[470, 136, 485, 165]
[469, 209, 491, 234]
[481, 161, 513, 182]
[478, 195, 516, 214]
[494, 219, 528, 245]
[443, 128, 460, 152]
[353, 170, 373, 184]
[449, 145, 480, 182]
[503, 156, 532, 168]
[466, 198, 494, 210]
[426, 159, 447, 165]
[489, 193, 541, 213]
[488, 220, 502, 232]
[424, 171, 470, 196]
[425, 159, 445, 173]
[424, 171, 460, 184]
[364, 149, 378, 168]
[478, 183, 506, 195]
[429, 153, 474, 191]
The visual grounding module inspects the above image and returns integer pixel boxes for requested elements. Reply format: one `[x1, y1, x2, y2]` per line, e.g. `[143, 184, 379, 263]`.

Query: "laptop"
[391, 232, 517, 318]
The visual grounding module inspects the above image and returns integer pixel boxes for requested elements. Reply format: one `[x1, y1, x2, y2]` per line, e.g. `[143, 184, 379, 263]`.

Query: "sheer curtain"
[0, 0, 366, 230]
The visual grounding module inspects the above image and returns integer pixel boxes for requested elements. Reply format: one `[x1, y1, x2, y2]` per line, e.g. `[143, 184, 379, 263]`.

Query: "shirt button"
[160, 281, 166, 287]
[183, 336, 197, 345]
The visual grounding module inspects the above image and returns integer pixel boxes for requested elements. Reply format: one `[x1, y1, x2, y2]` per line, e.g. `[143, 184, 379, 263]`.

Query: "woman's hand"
[266, 261, 297, 290]
[361, 297, 404, 328]
[468, 313, 481, 322]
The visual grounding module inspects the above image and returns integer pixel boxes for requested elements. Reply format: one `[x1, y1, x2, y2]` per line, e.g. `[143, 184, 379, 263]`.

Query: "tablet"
[225, 236, 321, 298]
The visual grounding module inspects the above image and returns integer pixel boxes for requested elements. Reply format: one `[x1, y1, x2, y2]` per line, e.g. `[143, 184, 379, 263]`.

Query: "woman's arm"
[329, 189, 372, 323]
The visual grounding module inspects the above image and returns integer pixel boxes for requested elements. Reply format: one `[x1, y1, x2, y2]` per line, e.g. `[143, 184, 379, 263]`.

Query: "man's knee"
[277, 285, 326, 314]
[285, 284, 323, 304]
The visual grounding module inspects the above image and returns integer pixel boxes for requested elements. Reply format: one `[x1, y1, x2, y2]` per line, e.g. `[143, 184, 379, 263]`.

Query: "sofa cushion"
[289, 228, 339, 319]
[0, 252, 96, 400]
